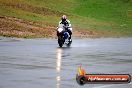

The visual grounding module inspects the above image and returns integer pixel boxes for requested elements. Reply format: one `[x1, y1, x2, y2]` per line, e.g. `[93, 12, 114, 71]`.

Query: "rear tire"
[66, 39, 72, 47]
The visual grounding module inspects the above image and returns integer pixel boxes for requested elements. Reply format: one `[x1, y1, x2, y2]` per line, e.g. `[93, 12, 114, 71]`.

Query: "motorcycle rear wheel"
[66, 39, 72, 47]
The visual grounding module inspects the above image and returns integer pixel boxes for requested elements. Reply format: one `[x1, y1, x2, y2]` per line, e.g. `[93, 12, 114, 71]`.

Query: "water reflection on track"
[56, 48, 62, 88]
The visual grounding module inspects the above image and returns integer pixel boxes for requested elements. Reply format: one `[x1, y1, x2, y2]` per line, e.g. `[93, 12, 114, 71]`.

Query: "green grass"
[0, 0, 132, 37]
[73, 0, 132, 25]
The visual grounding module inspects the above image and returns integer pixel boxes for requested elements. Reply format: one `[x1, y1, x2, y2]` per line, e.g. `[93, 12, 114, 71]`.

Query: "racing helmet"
[61, 15, 67, 22]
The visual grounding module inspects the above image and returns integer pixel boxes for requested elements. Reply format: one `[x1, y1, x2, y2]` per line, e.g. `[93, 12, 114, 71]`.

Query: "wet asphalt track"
[0, 37, 132, 88]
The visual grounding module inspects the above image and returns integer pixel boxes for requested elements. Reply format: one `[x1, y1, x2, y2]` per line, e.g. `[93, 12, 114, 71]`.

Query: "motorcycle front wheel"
[58, 36, 64, 47]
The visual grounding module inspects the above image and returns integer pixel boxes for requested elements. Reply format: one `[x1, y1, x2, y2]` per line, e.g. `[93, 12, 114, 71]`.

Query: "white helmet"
[61, 15, 67, 21]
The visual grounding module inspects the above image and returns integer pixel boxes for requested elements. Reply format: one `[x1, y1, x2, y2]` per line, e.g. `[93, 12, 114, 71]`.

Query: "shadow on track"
[57, 46, 72, 50]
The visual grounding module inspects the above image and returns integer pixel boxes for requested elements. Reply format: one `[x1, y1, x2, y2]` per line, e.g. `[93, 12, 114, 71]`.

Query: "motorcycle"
[57, 24, 72, 47]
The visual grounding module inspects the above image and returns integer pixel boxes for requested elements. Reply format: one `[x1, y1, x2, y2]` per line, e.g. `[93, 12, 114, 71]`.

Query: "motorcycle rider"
[58, 15, 72, 41]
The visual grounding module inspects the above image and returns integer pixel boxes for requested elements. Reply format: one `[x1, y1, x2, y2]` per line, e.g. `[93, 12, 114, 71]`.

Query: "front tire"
[58, 36, 64, 47]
